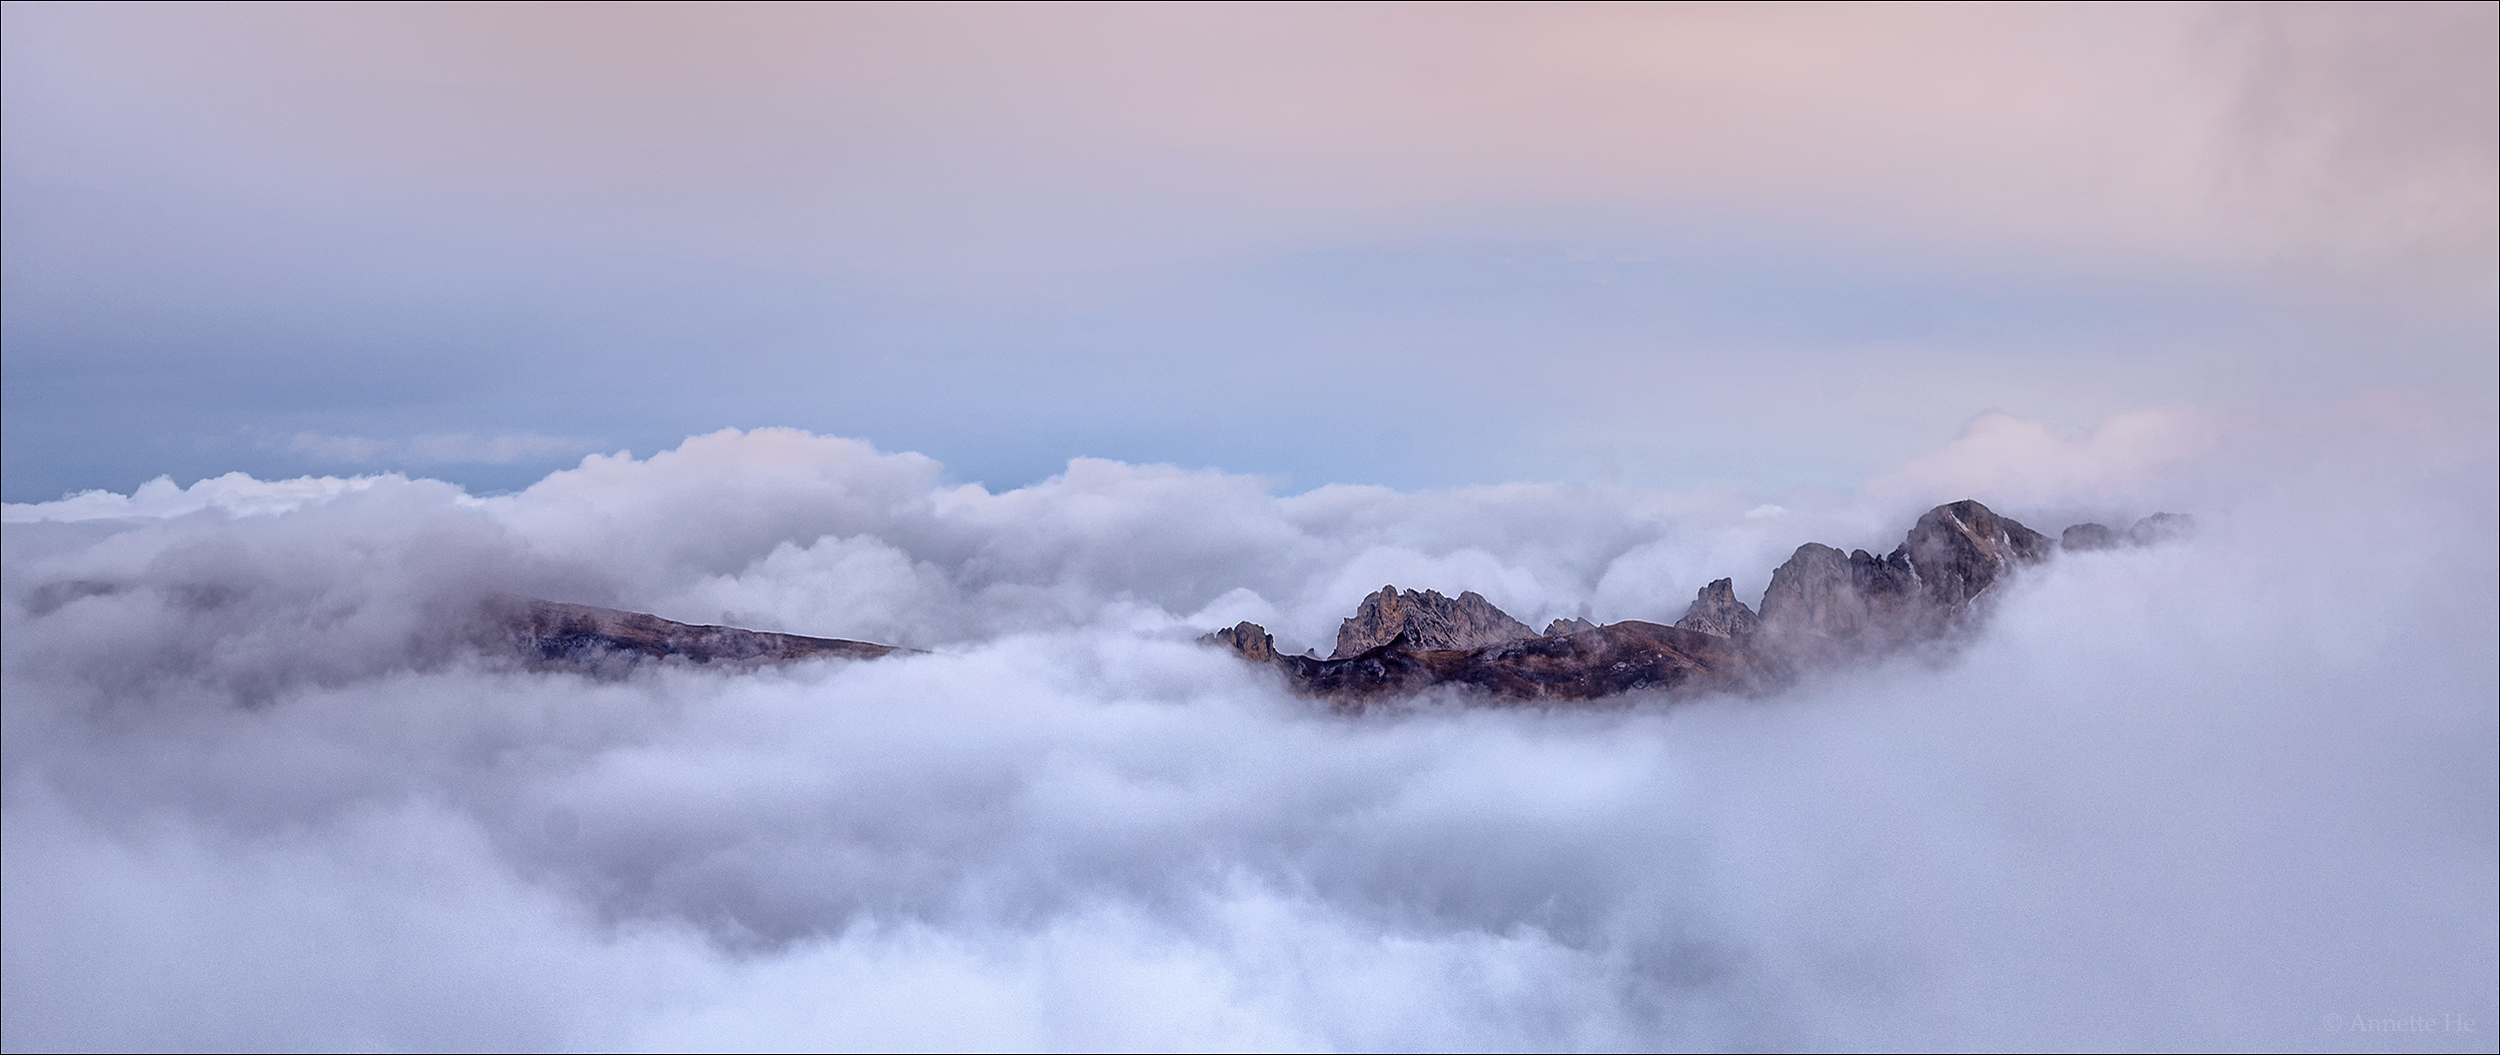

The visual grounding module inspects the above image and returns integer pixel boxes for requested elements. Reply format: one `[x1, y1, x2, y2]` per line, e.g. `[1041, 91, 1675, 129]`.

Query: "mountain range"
[497, 500, 2184, 705]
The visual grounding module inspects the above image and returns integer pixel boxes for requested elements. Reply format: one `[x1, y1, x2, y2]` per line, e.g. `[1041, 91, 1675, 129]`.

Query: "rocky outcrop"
[1673, 578, 1760, 638]
[1430, 621, 1756, 701]
[1205, 621, 1277, 662]
[2128, 512, 2194, 546]
[2061, 522, 2122, 551]
[1331, 586, 1536, 658]
[1209, 620, 1757, 705]
[1902, 499, 2055, 610]
[1756, 543, 1929, 657]
[1754, 500, 2053, 660]
[492, 597, 906, 672]
[1209, 498, 2183, 706]
[2061, 512, 2195, 552]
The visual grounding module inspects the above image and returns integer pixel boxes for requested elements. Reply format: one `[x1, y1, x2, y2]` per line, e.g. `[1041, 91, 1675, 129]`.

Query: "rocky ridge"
[1203, 501, 2190, 705]
[1673, 579, 1759, 639]
[491, 597, 906, 673]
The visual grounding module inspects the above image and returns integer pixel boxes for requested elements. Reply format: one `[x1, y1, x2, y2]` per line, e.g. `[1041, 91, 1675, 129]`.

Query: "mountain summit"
[1331, 586, 1538, 658]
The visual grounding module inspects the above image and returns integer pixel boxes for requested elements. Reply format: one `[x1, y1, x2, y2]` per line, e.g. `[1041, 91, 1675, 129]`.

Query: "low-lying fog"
[4, 413, 2492, 1052]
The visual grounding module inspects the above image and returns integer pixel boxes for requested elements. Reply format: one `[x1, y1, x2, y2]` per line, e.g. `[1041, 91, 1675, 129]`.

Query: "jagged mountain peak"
[1753, 499, 2049, 656]
[1902, 499, 2055, 610]
[1206, 621, 1277, 662]
[1331, 585, 1536, 659]
[1674, 578, 1760, 638]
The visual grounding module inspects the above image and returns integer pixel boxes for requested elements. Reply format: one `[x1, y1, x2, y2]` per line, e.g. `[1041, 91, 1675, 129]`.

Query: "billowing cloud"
[1866, 406, 2219, 515]
[4, 415, 2490, 1050]
[1, 471, 396, 524]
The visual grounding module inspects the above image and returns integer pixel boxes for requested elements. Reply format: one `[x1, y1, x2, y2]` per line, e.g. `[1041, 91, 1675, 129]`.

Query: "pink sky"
[2, 4, 2491, 495]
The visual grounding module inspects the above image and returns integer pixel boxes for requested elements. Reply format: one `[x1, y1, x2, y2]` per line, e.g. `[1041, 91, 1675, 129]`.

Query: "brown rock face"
[1420, 621, 1756, 701]
[1331, 586, 1535, 658]
[1901, 499, 2054, 611]
[1217, 617, 1756, 705]
[1755, 501, 2051, 660]
[1674, 578, 1760, 638]
[1756, 543, 1927, 656]
[1201, 621, 1277, 662]
[493, 597, 904, 672]
[1544, 617, 1599, 637]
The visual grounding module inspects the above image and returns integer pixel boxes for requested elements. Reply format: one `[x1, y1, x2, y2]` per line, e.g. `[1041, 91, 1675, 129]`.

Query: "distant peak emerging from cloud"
[1203, 500, 2188, 706]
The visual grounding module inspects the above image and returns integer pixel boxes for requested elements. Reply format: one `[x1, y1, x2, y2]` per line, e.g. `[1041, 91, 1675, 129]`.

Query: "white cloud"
[2, 415, 2490, 1049]
[1865, 406, 2218, 516]
[1, 472, 392, 523]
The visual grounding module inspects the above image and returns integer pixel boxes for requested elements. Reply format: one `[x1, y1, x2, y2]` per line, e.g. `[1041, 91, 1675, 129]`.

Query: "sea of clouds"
[3, 413, 2492, 1052]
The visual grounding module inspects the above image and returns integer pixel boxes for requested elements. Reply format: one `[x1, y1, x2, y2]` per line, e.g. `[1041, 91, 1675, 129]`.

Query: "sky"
[5, 3, 2489, 499]
[2, 5, 2495, 1052]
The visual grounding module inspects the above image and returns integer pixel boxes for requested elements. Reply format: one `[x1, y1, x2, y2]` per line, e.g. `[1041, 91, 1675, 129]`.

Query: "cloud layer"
[4, 416, 2491, 1051]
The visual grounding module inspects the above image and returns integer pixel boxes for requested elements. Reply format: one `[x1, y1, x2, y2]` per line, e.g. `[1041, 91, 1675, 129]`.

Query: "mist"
[4, 408, 2490, 1052]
